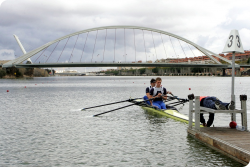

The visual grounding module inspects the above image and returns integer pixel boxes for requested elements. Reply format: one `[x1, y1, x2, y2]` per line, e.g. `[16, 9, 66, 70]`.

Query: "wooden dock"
[187, 94, 249, 165]
[188, 127, 250, 165]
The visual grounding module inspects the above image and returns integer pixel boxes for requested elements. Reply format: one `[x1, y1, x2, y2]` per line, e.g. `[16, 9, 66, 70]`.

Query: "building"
[157, 50, 250, 64]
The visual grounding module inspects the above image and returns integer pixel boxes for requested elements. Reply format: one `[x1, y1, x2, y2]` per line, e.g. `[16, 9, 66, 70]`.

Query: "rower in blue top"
[149, 77, 172, 109]
[143, 78, 156, 105]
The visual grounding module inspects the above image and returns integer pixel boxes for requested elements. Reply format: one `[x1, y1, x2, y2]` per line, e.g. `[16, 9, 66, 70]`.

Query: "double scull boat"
[132, 99, 199, 126]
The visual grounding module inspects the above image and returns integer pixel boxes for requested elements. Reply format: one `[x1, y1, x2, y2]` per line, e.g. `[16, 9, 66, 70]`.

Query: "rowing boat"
[133, 99, 201, 126]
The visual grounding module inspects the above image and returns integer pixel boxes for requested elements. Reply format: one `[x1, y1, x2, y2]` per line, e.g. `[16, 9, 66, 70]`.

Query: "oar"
[167, 94, 188, 102]
[92, 98, 154, 117]
[170, 93, 180, 101]
[167, 101, 185, 105]
[93, 103, 136, 117]
[82, 98, 142, 110]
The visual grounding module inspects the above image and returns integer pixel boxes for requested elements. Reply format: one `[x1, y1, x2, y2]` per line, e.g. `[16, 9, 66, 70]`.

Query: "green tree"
[15, 69, 23, 78]
[247, 57, 250, 64]
[152, 67, 159, 73]
[0, 69, 6, 78]
[140, 68, 146, 74]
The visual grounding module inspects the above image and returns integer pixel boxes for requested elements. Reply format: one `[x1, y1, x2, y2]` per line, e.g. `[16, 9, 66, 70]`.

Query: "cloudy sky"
[1, 0, 250, 71]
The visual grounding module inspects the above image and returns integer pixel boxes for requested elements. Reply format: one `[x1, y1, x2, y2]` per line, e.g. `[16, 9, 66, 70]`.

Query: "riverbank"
[0, 68, 50, 79]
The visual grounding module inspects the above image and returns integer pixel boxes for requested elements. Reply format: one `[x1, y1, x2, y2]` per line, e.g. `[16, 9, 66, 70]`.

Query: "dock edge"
[187, 127, 250, 165]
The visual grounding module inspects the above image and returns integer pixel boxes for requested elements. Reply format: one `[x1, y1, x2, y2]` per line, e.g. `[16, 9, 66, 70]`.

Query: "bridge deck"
[1, 62, 241, 68]
[188, 127, 250, 165]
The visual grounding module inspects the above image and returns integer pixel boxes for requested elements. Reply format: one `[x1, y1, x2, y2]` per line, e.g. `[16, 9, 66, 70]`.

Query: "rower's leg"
[160, 101, 166, 109]
[203, 97, 217, 109]
[200, 113, 206, 124]
[152, 101, 161, 109]
[207, 113, 214, 127]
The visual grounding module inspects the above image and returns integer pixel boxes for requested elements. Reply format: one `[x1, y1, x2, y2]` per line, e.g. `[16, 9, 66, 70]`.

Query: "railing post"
[188, 94, 194, 129]
[240, 95, 247, 131]
[195, 96, 200, 131]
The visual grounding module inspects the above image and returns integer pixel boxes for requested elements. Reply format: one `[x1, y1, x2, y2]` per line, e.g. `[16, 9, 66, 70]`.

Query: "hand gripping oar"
[82, 98, 142, 110]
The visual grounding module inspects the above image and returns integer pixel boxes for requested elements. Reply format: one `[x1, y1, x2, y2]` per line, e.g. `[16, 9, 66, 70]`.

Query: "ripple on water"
[0, 76, 246, 166]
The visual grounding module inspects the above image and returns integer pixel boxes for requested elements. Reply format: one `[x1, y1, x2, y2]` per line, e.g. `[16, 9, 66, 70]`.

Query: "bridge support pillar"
[210, 67, 217, 75]
[158, 68, 164, 76]
[145, 69, 152, 76]
[236, 68, 241, 76]
[222, 68, 226, 76]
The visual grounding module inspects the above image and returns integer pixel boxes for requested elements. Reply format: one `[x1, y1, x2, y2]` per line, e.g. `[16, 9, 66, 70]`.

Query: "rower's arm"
[149, 89, 155, 106]
[162, 94, 168, 100]
[148, 94, 153, 105]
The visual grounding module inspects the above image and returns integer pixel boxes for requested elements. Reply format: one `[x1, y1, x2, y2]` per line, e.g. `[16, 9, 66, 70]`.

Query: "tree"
[152, 67, 159, 73]
[15, 70, 23, 77]
[0, 69, 6, 78]
[247, 57, 250, 64]
[139, 68, 146, 74]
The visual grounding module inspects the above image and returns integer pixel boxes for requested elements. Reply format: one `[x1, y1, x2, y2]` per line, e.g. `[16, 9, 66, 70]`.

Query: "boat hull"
[133, 99, 202, 126]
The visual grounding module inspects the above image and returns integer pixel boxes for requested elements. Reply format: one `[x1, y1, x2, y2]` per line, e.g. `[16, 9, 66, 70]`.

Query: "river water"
[0, 76, 248, 166]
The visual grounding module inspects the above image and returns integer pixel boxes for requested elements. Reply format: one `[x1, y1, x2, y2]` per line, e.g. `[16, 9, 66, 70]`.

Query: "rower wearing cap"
[143, 78, 156, 105]
[149, 77, 172, 109]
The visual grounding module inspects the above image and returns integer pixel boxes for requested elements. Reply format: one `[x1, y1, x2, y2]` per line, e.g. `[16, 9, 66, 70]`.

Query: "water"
[0, 76, 248, 166]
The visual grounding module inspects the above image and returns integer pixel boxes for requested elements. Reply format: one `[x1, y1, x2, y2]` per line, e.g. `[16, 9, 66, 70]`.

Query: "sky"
[1, 0, 250, 72]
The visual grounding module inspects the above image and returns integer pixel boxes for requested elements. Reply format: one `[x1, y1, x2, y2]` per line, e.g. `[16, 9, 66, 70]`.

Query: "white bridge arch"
[3, 25, 232, 68]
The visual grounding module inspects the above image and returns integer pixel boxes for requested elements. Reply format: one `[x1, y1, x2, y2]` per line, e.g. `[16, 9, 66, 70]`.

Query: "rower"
[149, 77, 172, 109]
[143, 78, 156, 105]
[200, 96, 235, 127]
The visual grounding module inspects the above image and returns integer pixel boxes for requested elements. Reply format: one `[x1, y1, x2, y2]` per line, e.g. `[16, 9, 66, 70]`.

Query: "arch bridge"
[2, 26, 238, 68]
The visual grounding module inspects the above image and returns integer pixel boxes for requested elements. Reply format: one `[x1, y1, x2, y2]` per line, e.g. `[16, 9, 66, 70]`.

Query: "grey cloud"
[1, 0, 250, 65]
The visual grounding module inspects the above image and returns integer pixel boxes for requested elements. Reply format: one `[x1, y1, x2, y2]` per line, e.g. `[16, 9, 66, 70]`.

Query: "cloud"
[0, 49, 15, 60]
[1, 0, 250, 72]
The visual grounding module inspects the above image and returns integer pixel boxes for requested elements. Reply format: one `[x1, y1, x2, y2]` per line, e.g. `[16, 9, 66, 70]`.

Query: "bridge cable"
[160, 33, 168, 59]
[187, 43, 196, 57]
[169, 36, 177, 58]
[57, 37, 70, 62]
[91, 30, 98, 63]
[151, 31, 157, 61]
[80, 32, 89, 62]
[142, 30, 147, 62]
[34, 46, 49, 63]
[103, 29, 107, 62]
[45, 41, 60, 63]
[133, 29, 136, 62]
[124, 28, 126, 62]
[69, 34, 79, 62]
[113, 29, 116, 62]
[178, 39, 187, 58]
